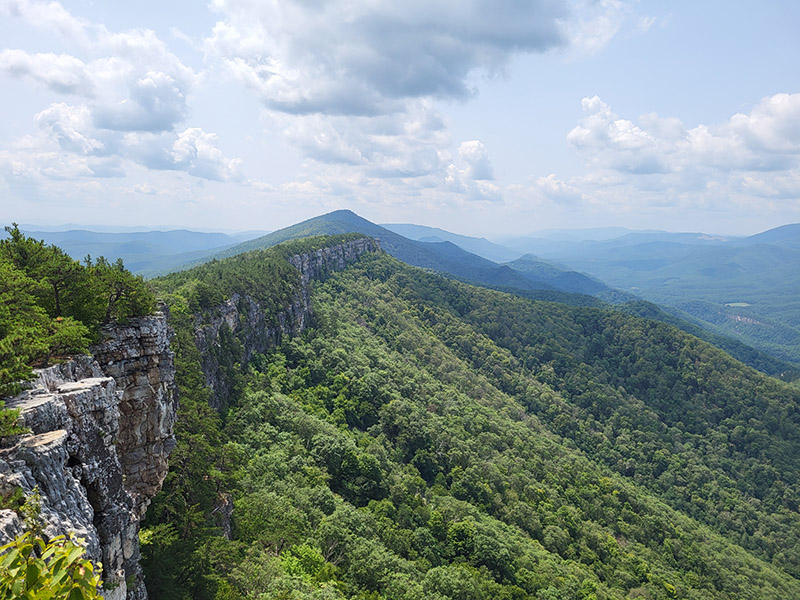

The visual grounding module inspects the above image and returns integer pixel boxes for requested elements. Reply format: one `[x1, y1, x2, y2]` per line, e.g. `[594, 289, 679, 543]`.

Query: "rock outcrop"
[195, 236, 380, 409]
[0, 314, 176, 600]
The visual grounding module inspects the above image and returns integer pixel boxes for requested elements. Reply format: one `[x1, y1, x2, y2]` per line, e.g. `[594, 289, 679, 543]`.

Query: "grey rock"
[0, 314, 176, 600]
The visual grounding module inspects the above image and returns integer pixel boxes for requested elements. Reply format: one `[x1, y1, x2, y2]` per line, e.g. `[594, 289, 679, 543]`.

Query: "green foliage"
[20, 487, 43, 537]
[0, 487, 25, 513]
[0, 225, 155, 398]
[0, 401, 27, 440]
[146, 246, 800, 599]
[0, 532, 103, 600]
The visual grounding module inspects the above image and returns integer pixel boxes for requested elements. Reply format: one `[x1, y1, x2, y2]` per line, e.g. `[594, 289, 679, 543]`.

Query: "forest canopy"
[143, 242, 800, 600]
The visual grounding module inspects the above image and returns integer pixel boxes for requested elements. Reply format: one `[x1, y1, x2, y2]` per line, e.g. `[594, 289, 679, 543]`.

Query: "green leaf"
[24, 561, 41, 589]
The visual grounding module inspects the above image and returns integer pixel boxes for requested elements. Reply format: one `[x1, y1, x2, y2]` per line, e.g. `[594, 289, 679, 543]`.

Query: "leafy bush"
[0, 532, 103, 599]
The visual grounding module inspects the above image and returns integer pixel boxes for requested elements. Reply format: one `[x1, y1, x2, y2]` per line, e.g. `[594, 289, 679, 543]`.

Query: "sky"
[0, 0, 798, 237]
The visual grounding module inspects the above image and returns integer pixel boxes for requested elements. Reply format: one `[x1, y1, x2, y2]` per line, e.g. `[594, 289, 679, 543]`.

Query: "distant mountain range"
[381, 223, 523, 263]
[208, 211, 800, 375]
[8, 213, 799, 372]
[511, 225, 800, 363]
[3, 228, 267, 277]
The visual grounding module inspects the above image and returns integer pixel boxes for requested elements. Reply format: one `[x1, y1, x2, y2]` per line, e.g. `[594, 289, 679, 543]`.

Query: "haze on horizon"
[1, 1, 799, 238]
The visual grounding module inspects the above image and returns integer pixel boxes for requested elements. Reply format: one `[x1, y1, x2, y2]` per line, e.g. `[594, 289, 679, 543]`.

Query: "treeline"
[142, 245, 800, 599]
[0, 225, 155, 396]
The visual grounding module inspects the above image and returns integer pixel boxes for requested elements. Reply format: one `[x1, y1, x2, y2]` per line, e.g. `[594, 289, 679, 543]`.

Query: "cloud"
[2, 0, 197, 133]
[93, 70, 188, 132]
[0, 0, 90, 45]
[533, 173, 585, 204]
[0, 50, 94, 95]
[444, 140, 501, 202]
[729, 93, 800, 154]
[201, 0, 581, 197]
[551, 92, 800, 219]
[34, 103, 103, 154]
[169, 128, 243, 181]
[2, 0, 655, 211]
[207, 0, 569, 116]
[567, 96, 667, 174]
[201, 0, 652, 204]
[0, 0, 244, 184]
[568, 93, 800, 177]
[562, 0, 645, 56]
[458, 140, 495, 180]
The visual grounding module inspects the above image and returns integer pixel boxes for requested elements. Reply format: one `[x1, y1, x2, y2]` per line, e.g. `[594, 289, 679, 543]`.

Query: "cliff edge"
[0, 313, 177, 600]
[195, 236, 381, 409]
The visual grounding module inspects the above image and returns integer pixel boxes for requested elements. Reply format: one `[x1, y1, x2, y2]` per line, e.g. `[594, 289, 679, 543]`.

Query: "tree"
[0, 258, 90, 396]
[89, 256, 154, 325]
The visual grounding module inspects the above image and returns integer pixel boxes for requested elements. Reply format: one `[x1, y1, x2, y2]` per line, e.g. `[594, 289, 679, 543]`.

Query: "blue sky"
[1, 0, 798, 236]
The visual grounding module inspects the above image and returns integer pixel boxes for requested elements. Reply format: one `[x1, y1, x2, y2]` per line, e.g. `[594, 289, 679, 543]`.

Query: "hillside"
[142, 237, 800, 600]
[216, 212, 796, 378]
[506, 254, 609, 295]
[506, 224, 800, 363]
[381, 223, 523, 263]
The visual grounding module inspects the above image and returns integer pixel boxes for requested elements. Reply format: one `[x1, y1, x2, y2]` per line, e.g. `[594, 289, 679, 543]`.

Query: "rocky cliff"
[0, 313, 176, 600]
[195, 236, 380, 409]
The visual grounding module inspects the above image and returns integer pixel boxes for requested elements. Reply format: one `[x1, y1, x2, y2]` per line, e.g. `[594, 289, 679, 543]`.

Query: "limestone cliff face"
[195, 236, 380, 409]
[0, 313, 177, 600]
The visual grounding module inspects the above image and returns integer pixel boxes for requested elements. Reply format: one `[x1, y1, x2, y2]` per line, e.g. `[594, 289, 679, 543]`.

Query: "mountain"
[3, 227, 268, 276]
[501, 230, 738, 260]
[513, 226, 659, 242]
[218, 209, 613, 299]
[142, 235, 800, 599]
[381, 223, 523, 262]
[513, 224, 800, 363]
[734, 223, 800, 248]
[506, 253, 609, 295]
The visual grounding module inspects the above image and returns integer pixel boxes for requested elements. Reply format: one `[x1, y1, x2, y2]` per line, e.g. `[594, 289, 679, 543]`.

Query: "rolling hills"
[518, 226, 800, 362]
[3, 227, 268, 276]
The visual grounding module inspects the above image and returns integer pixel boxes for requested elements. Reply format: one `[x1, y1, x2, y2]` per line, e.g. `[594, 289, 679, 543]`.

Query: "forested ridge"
[140, 238, 800, 600]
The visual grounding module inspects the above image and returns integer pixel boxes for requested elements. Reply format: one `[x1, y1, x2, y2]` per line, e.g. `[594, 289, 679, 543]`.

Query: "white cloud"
[533, 173, 586, 204]
[2, 0, 675, 220]
[93, 70, 188, 132]
[445, 142, 501, 202]
[568, 93, 800, 177]
[34, 103, 103, 154]
[458, 140, 494, 180]
[562, 0, 641, 56]
[201, 0, 590, 201]
[170, 128, 243, 181]
[567, 96, 666, 174]
[729, 93, 800, 154]
[207, 0, 569, 116]
[0, 0, 243, 184]
[0, 0, 90, 45]
[552, 92, 800, 219]
[0, 50, 94, 95]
